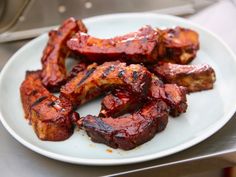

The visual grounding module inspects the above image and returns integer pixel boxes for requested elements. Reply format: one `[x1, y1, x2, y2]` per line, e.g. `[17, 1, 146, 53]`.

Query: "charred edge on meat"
[77, 67, 96, 86]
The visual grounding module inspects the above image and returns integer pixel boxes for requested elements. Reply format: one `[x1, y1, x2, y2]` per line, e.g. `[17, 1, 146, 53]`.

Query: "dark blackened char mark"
[118, 70, 125, 78]
[94, 117, 113, 131]
[47, 101, 56, 107]
[31, 96, 47, 108]
[29, 90, 38, 96]
[132, 71, 138, 80]
[77, 67, 96, 86]
[102, 65, 115, 78]
[67, 62, 88, 81]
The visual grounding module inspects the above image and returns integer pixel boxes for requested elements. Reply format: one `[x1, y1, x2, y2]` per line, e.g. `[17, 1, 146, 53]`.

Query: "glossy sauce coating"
[20, 70, 79, 141]
[67, 26, 199, 64]
[150, 62, 216, 92]
[82, 100, 168, 150]
[41, 18, 87, 92]
[60, 61, 152, 108]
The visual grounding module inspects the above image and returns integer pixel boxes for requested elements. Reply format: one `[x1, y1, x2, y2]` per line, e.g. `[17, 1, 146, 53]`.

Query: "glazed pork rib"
[67, 26, 199, 64]
[41, 17, 87, 92]
[149, 62, 216, 92]
[81, 99, 168, 150]
[100, 76, 187, 118]
[20, 70, 79, 141]
[159, 27, 199, 64]
[60, 61, 152, 108]
[67, 25, 160, 64]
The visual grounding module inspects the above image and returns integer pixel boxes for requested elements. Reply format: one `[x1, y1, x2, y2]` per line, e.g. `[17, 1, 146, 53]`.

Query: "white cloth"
[189, 0, 236, 53]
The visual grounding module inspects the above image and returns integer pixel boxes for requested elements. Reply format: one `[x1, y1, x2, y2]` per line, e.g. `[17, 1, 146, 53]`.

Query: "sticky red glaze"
[150, 62, 216, 92]
[67, 26, 199, 65]
[60, 61, 152, 108]
[41, 18, 87, 92]
[82, 100, 168, 150]
[20, 70, 79, 141]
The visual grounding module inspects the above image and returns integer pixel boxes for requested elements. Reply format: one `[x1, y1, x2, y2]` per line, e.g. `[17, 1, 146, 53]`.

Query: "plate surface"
[1, 13, 236, 166]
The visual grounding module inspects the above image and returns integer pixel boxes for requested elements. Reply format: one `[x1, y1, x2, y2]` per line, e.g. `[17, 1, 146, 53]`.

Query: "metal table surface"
[1, 1, 236, 177]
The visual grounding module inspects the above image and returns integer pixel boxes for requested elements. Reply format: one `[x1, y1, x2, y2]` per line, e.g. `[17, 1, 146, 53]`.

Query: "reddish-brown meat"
[149, 62, 216, 92]
[159, 27, 199, 64]
[81, 99, 168, 150]
[60, 61, 152, 108]
[67, 60, 88, 81]
[162, 84, 187, 117]
[99, 89, 141, 117]
[67, 25, 160, 63]
[41, 17, 87, 92]
[148, 77, 187, 117]
[100, 76, 187, 117]
[20, 70, 79, 141]
[67, 26, 199, 64]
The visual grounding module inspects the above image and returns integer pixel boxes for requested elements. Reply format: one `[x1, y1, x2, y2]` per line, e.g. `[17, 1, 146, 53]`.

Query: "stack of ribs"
[20, 17, 216, 150]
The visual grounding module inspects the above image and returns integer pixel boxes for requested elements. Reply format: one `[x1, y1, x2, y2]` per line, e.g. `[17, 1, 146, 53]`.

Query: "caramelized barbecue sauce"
[31, 96, 48, 108]
[60, 61, 151, 109]
[67, 25, 160, 64]
[77, 67, 96, 86]
[41, 18, 88, 92]
[101, 65, 115, 79]
[82, 100, 169, 150]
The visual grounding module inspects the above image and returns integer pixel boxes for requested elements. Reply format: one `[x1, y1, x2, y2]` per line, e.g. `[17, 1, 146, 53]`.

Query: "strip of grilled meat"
[60, 61, 152, 108]
[149, 62, 216, 92]
[41, 17, 87, 92]
[67, 25, 199, 64]
[20, 70, 79, 141]
[159, 27, 199, 64]
[100, 76, 187, 117]
[67, 25, 160, 63]
[81, 99, 168, 150]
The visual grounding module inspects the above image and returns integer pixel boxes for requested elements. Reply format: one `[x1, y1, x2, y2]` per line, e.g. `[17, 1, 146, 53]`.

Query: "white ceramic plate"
[1, 13, 236, 166]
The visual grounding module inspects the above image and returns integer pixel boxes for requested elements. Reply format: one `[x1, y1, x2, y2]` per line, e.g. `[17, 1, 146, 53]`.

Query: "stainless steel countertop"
[1, 1, 236, 177]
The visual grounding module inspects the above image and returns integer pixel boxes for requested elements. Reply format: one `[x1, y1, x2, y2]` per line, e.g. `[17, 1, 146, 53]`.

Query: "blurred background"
[1, 0, 236, 177]
[0, 0, 224, 69]
[0, 0, 218, 42]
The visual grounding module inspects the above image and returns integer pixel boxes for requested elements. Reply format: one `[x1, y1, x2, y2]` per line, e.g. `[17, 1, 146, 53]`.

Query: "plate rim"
[1, 12, 236, 166]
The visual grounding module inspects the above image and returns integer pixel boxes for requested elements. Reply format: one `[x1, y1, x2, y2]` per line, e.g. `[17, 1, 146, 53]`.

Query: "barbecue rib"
[149, 62, 216, 92]
[67, 25, 160, 63]
[163, 84, 187, 117]
[41, 17, 87, 92]
[81, 99, 168, 150]
[20, 70, 79, 141]
[67, 25, 199, 64]
[159, 27, 199, 64]
[100, 76, 187, 117]
[60, 61, 152, 108]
